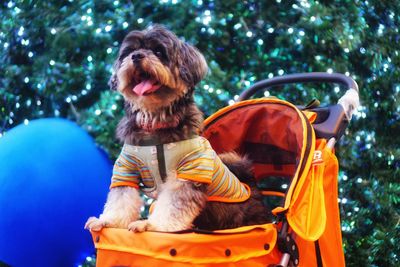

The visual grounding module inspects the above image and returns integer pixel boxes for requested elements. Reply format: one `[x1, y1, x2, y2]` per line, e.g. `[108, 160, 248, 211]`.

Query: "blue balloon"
[0, 118, 112, 267]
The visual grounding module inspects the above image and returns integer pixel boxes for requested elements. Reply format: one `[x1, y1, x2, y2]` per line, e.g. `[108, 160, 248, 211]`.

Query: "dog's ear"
[178, 43, 208, 88]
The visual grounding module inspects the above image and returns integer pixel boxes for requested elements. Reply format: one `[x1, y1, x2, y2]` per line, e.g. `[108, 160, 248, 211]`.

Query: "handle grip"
[238, 72, 359, 100]
[238, 72, 360, 140]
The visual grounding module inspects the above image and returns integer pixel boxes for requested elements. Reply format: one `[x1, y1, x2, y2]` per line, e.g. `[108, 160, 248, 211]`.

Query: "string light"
[17, 26, 24, 36]
[234, 23, 242, 30]
[207, 28, 215, 35]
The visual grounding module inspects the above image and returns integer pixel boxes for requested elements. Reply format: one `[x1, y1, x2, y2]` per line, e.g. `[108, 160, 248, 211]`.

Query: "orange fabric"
[302, 110, 317, 123]
[203, 98, 315, 214]
[203, 99, 305, 157]
[317, 139, 345, 266]
[261, 191, 286, 198]
[92, 225, 281, 267]
[287, 139, 326, 241]
[295, 139, 345, 267]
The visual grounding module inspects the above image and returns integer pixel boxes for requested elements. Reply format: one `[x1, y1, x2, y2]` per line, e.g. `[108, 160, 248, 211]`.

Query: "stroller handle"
[238, 72, 360, 139]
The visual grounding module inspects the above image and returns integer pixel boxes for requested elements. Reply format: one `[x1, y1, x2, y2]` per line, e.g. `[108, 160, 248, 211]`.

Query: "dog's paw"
[128, 220, 151, 232]
[85, 217, 108, 232]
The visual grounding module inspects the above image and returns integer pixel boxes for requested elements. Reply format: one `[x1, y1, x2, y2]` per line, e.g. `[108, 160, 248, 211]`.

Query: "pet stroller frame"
[90, 72, 359, 267]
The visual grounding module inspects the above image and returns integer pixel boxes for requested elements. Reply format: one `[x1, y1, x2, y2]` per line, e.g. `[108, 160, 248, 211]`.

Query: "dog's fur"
[85, 25, 271, 233]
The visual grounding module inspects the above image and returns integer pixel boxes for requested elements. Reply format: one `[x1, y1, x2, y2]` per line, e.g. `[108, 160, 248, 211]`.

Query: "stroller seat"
[90, 73, 359, 267]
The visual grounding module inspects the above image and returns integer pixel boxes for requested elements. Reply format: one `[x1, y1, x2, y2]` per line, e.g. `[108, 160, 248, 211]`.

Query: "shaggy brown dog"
[85, 25, 270, 233]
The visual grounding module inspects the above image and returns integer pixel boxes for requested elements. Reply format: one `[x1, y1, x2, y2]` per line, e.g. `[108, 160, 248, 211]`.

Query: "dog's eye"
[119, 48, 134, 60]
[155, 50, 163, 58]
[153, 46, 167, 60]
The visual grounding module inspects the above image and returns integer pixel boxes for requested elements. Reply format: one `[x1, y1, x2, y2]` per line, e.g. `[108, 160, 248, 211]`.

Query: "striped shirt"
[111, 136, 250, 203]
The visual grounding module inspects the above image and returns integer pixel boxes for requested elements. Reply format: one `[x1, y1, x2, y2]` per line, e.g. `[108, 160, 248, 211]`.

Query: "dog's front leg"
[85, 186, 143, 231]
[129, 175, 207, 232]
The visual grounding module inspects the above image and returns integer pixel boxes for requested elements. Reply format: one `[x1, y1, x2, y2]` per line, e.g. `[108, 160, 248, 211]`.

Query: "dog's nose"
[131, 53, 145, 62]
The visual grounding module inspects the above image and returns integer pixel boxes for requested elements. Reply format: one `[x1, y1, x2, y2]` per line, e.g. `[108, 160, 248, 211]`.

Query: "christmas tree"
[1, 0, 399, 266]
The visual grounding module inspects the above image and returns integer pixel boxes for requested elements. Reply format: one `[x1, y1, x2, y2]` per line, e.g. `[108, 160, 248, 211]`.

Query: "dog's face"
[111, 25, 208, 112]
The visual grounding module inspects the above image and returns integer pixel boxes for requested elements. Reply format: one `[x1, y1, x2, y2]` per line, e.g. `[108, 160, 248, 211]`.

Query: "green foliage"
[1, 0, 399, 266]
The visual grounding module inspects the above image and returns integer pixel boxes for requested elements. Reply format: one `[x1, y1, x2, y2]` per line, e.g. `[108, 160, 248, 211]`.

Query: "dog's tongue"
[133, 80, 161, 96]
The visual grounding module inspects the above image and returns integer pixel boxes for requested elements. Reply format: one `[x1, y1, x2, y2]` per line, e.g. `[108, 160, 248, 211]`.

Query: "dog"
[85, 25, 271, 233]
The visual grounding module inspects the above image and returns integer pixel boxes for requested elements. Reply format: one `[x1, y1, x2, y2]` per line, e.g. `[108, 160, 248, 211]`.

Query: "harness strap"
[156, 144, 167, 182]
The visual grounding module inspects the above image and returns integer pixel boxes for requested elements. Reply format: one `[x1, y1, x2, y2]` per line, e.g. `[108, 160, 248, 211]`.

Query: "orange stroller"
[90, 72, 359, 267]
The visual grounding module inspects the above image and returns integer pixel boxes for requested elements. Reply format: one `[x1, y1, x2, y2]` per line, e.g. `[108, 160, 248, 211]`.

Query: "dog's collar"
[138, 117, 180, 132]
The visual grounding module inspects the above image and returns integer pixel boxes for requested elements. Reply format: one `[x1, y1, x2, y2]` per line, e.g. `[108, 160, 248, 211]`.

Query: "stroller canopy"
[203, 98, 326, 241]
